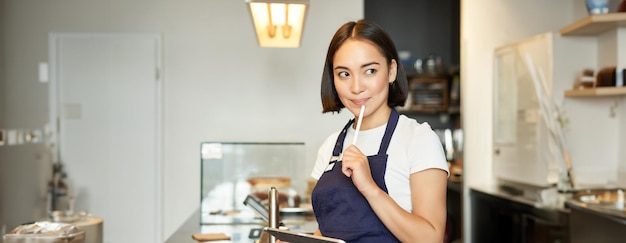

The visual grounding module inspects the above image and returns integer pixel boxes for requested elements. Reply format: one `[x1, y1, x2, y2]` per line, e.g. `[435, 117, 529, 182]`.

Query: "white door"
[50, 33, 162, 243]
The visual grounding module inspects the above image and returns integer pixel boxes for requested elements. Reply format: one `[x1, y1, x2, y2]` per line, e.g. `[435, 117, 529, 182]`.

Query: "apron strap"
[377, 109, 399, 155]
[332, 109, 400, 157]
[332, 119, 355, 156]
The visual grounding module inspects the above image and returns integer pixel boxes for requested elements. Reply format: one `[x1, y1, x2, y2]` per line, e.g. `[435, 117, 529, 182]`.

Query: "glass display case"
[200, 142, 306, 225]
[492, 33, 558, 188]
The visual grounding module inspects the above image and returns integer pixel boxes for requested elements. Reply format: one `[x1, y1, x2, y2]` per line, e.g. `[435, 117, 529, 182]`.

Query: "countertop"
[471, 184, 571, 213]
[472, 184, 626, 220]
[565, 188, 626, 223]
[168, 181, 463, 243]
[567, 199, 626, 224]
[165, 210, 317, 243]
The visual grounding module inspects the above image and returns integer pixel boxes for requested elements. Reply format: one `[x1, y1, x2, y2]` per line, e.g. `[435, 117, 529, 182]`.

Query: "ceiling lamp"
[246, 0, 309, 48]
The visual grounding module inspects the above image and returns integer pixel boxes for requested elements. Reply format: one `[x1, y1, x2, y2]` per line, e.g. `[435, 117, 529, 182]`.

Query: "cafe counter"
[165, 210, 317, 243]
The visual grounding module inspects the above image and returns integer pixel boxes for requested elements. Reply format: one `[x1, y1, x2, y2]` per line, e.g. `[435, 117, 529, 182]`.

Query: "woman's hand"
[341, 145, 377, 193]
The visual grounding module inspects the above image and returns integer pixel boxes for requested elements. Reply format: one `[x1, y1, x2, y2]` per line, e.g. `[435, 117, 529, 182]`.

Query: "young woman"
[310, 20, 450, 243]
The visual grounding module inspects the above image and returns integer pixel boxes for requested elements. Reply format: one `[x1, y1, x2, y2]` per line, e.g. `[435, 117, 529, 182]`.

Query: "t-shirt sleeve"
[310, 132, 340, 180]
[409, 123, 450, 177]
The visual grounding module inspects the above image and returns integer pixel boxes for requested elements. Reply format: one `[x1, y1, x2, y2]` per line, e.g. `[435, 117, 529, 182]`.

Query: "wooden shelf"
[560, 13, 626, 36]
[564, 86, 626, 97]
[408, 77, 449, 113]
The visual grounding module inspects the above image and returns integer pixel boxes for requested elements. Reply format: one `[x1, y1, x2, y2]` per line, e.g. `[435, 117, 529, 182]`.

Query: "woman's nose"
[350, 77, 364, 94]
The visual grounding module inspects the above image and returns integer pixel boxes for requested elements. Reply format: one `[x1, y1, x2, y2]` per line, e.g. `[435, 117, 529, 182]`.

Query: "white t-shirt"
[311, 114, 449, 212]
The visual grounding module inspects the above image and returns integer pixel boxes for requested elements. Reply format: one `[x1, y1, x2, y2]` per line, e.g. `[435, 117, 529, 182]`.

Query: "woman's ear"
[389, 59, 398, 83]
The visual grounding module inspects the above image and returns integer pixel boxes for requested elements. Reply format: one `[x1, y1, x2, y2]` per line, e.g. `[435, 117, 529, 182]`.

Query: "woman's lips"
[352, 99, 368, 106]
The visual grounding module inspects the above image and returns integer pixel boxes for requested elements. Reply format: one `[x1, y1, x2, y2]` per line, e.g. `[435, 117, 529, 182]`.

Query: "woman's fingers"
[342, 166, 353, 177]
[341, 145, 371, 184]
[341, 146, 359, 177]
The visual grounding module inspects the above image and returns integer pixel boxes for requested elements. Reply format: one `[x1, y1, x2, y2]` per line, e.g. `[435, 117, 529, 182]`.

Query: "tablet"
[243, 195, 269, 222]
[263, 227, 346, 243]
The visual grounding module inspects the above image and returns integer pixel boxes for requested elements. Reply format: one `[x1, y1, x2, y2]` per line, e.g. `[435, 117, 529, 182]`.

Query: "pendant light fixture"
[246, 0, 309, 48]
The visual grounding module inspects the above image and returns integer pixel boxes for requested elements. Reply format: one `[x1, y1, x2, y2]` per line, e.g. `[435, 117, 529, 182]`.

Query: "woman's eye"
[365, 69, 376, 75]
[337, 71, 349, 78]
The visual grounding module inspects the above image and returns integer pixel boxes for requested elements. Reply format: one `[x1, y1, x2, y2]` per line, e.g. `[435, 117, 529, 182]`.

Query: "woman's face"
[333, 39, 397, 126]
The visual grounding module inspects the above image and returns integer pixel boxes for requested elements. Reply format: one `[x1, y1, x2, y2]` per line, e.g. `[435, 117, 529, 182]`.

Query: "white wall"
[0, 0, 363, 240]
[460, 0, 580, 241]
[0, 1, 5, 128]
[614, 27, 626, 186]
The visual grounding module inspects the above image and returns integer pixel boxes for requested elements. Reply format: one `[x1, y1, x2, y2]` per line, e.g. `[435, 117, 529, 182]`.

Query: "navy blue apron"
[311, 109, 401, 243]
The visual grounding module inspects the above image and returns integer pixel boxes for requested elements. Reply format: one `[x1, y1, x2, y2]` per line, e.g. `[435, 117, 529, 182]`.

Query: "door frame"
[48, 32, 164, 242]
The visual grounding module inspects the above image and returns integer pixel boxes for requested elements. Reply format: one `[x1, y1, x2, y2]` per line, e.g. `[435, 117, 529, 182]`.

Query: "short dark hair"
[320, 19, 409, 113]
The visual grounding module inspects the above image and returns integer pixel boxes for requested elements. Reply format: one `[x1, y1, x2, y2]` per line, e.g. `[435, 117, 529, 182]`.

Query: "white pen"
[352, 105, 365, 145]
